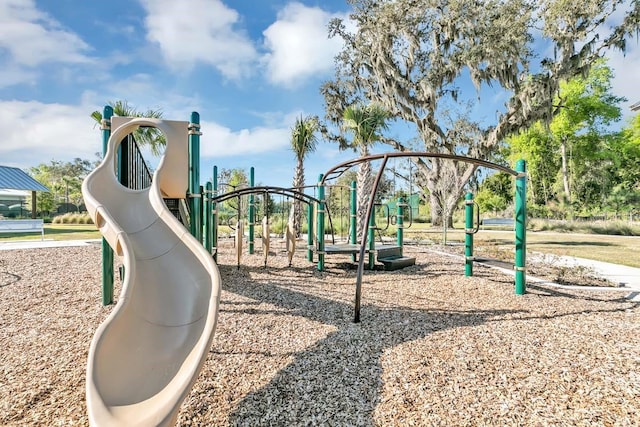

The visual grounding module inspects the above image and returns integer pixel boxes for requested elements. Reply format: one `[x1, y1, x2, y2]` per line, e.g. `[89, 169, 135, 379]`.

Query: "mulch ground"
[1, 240, 638, 426]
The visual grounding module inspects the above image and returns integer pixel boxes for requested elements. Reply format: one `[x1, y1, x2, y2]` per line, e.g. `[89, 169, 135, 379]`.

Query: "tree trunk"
[292, 159, 304, 237]
[428, 191, 455, 228]
[560, 136, 574, 220]
[418, 160, 473, 228]
[356, 151, 372, 242]
[560, 137, 571, 205]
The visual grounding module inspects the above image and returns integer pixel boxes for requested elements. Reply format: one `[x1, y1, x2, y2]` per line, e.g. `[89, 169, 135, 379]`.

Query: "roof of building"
[0, 166, 49, 192]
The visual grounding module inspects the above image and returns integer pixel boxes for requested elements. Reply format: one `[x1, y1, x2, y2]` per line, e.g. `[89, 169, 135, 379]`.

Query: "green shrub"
[528, 218, 640, 236]
[52, 212, 93, 225]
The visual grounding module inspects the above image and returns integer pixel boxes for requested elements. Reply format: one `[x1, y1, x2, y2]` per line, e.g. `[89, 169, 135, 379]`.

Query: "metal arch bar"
[353, 155, 390, 323]
[320, 151, 519, 185]
[337, 151, 519, 324]
[211, 186, 321, 206]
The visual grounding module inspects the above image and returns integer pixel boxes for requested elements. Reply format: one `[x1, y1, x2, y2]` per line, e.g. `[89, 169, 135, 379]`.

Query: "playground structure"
[93, 116, 529, 310]
[207, 178, 417, 271]
[318, 152, 526, 322]
[85, 106, 528, 425]
[207, 183, 321, 267]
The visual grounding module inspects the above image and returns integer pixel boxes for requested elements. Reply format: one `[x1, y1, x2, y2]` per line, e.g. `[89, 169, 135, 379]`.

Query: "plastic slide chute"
[82, 118, 221, 426]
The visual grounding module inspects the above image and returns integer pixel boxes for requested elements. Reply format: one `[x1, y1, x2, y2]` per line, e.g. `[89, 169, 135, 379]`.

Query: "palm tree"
[290, 115, 319, 236]
[342, 103, 391, 241]
[90, 100, 165, 156]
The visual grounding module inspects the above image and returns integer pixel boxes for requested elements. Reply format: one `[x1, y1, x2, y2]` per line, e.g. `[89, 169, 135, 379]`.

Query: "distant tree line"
[27, 158, 98, 216]
[476, 62, 640, 220]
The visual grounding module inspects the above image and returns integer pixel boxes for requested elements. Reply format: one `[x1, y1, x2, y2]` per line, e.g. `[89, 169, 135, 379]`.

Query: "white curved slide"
[82, 118, 221, 426]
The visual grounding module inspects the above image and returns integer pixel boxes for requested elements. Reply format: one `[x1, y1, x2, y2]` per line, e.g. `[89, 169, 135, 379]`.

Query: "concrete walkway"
[426, 248, 640, 302]
[0, 239, 101, 251]
[531, 253, 640, 288]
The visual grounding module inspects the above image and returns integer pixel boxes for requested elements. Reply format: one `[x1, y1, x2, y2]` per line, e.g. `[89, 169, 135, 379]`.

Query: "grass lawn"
[404, 226, 640, 268]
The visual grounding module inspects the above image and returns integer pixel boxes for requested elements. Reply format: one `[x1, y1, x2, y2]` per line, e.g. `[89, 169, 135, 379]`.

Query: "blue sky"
[1, 0, 639, 188]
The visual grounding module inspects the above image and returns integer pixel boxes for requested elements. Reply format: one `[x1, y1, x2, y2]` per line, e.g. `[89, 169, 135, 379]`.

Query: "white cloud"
[0, 65, 38, 89]
[262, 2, 349, 87]
[0, 100, 101, 169]
[606, 41, 640, 118]
[0, 0, 92, 68]
[200, 121, 290, 157]
[140, 0, 257, 79]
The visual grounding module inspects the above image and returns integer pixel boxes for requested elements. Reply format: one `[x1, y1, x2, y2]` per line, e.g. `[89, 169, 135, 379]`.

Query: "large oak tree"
[322, 0, 640, 225]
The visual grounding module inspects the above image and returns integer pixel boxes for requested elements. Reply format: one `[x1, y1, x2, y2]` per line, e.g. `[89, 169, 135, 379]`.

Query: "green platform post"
[515, 159, 527, 294]
[307, 203, 314, 262]
[397, 196, 405, 257]
[188, 112, 202, 241]
[249, 167, 255, 254]
[464, 192, 474, 277]
[350, 181, 357, 262]
[200, 185, 205, 244]
[368, 206, 376, 270]
[204, 182, 212, 253]
[212, 166, 218, 261]
[317, 175, 325, 271]
[101, 105, 114, 306]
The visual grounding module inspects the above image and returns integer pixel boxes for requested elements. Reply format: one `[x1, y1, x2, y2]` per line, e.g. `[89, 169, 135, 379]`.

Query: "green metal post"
[200, 185, 205, 244]
[368, 205, 375, 269]
[212, 166, 218, 261]
[464, 192, 474, 277]
[397, 196, 404, 257]
[515, 159, 527, 294]
[350, 180, 357, 262]
[101, 105, 114, 306]
[204, 182, 212, 253]
[249, 167, 255, 254]
[317, 175, 325, 271]
[307, 202, 314, 262]
[188, 112, 202, 241]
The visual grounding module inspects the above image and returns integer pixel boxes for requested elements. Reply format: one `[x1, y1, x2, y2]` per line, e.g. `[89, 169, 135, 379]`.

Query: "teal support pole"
[200, 185, 205, 244]
[212, 166, 218, 261]
[515, 159, 527, 294]
[350, 181, 357, 262]
[101, 105, 114, 306]
[368, 206, 375, 269]
[307, 202, 314, 262]
[249, 167, 255, 254]
[188, 112, 202, 241]
[397, 196, 404, 256]
[317, 175, 325, 271]
[464, 192, 474, 277]
[204, 182, 212, 253]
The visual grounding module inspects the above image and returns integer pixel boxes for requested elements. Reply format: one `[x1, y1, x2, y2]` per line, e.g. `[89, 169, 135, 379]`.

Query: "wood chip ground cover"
[0, 241, 638, 426]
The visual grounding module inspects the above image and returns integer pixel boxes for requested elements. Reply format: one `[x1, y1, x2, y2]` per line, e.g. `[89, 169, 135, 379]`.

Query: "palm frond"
[291, 115, 319, 160]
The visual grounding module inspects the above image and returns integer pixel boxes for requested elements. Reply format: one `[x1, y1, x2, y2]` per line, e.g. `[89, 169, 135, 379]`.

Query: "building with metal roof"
[0, 166, 49, 219]
[0, 166, 49, 192]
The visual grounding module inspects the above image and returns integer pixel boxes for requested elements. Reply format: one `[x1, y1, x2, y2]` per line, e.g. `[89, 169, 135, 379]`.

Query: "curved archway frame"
[210, 186, 323, 266]
[320, 152, 526, 323]
[211, 185, 321, 206]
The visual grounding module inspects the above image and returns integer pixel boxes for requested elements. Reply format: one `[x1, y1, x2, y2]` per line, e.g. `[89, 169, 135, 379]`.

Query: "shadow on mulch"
[0, 271, 21, 287]
[218, 265, 523, 426]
